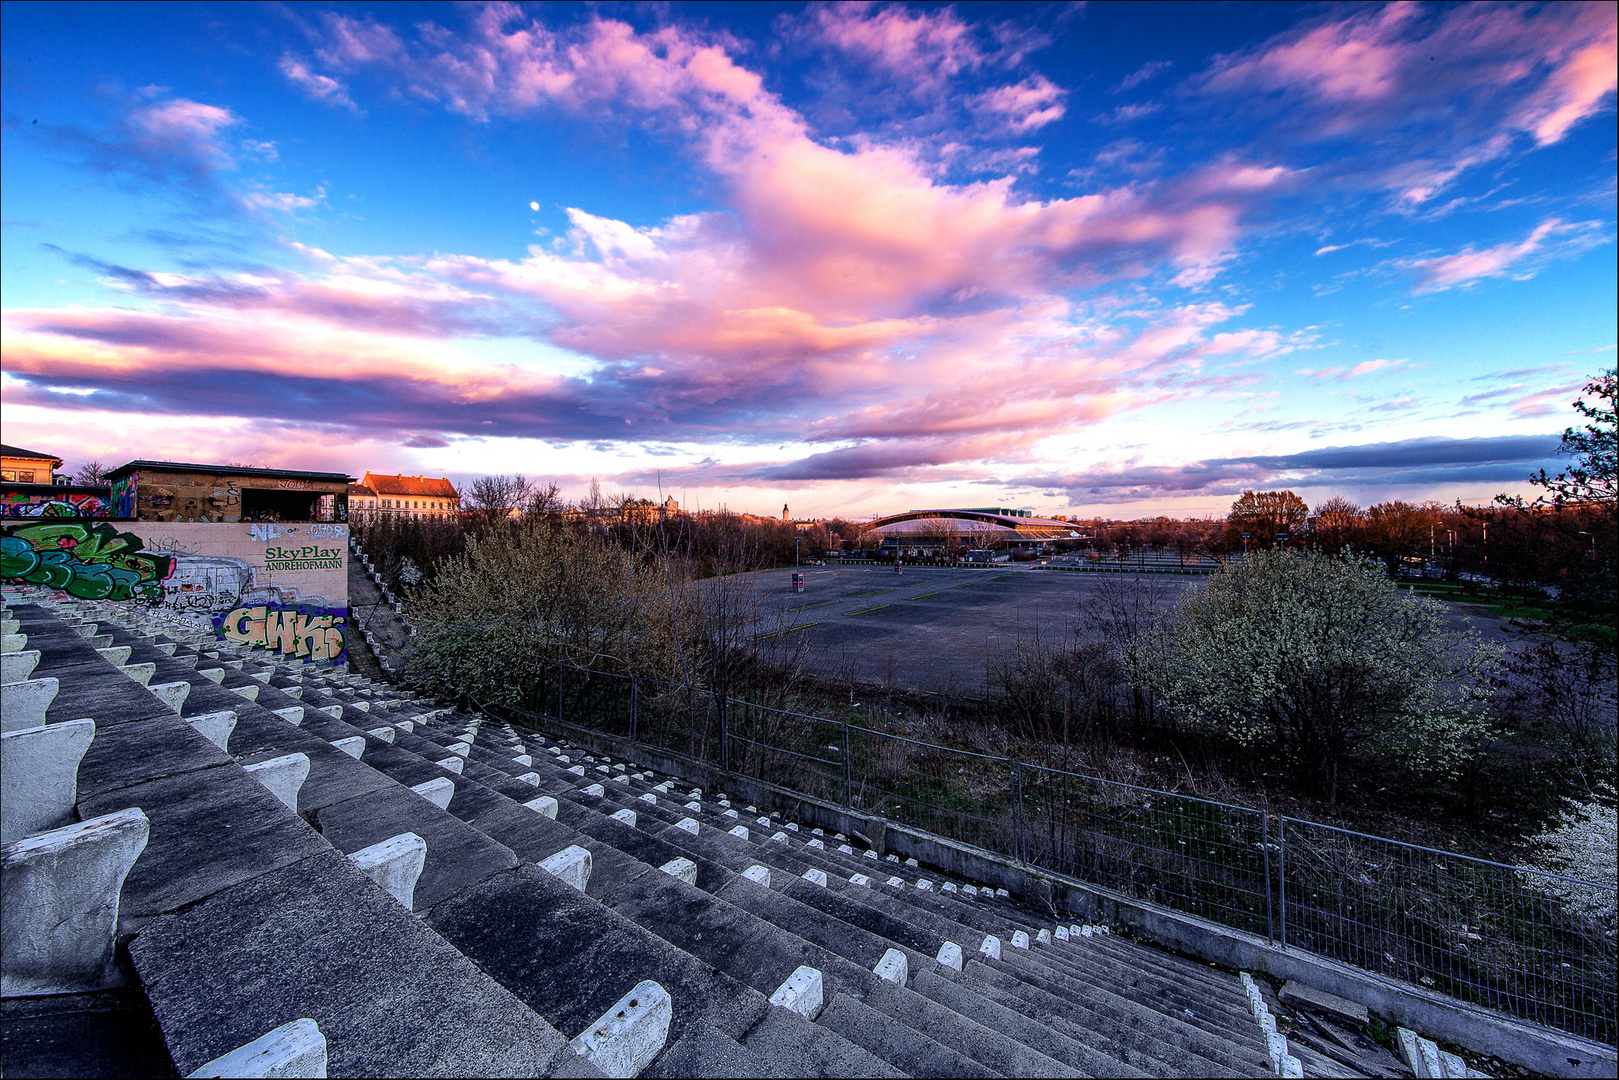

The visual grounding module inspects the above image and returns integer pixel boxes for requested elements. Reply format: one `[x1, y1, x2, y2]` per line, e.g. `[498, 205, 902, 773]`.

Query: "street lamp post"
[795, 536, 801, 568]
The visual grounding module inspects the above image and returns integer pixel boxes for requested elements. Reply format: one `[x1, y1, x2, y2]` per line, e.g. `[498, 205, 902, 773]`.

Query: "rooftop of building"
[104, 460, 353, 484]
[359, 473, 459, 498]
[0, 443, 65, 467]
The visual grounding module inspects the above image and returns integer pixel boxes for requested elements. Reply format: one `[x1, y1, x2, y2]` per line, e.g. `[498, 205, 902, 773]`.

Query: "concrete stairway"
[2, 584, 1408, 1078]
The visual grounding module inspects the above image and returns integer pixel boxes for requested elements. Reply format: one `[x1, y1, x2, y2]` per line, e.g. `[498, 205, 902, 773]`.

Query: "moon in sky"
[529, 201, 539, 211]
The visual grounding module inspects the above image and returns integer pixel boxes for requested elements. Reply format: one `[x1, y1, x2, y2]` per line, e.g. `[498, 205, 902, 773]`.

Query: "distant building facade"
[104, 461, 352, 523]
[0, 444, 63, 485]
[350, 473, 460, 520]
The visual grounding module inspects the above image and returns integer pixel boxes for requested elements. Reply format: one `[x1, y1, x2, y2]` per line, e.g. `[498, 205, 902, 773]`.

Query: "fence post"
[719, 695, 730, 773]
[1011, 761, 1025, 865]
[630, 676, 638, 745]
[556, 661, 564, 722]
[1278, 816, 1288, 950]
[1262, 812, 1275, 944]
[841, 722, 851, 809]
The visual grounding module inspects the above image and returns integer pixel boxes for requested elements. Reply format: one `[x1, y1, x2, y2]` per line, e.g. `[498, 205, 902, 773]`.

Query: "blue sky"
[2, 1, 1614, 518]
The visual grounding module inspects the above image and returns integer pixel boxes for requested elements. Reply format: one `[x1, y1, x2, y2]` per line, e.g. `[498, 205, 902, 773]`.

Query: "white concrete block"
[675, 818, 700, 836]
[434, 756, 464, 774]
[186, 711, 238, 751]
[653, 780, 670, 791]
[1281, 1054, 1304, 1078]
[885, 854, 898, 862]
[1035, 929, 1053, 946]
[904, 857, 918, 867]
[722, 808, 739, 819]
[73, 623, 100, 639]
[448, 742, 471, 757]
[980, 936, 1002, 960]
[0, 650, 39, 684]
[394, 720, 414, 733]
[756, 816, 771, 827]
[95, 646, 132, 667]
[683, 801, 701, 812]
[873, 948, 907, 987]
[659, 857, 696, 885]
[1438, 1050, 1468, 1079]
[567, 765, 586, 776]
[318, 705, 343, 719]
[611, 809, 637, 827]
[185, 1017, 326, 1079]
[885, 876, 904, 888]
[584, 783, 606, 797]
[638, 793, 657, 805]
[348, 832, 427, 909]
[272, 707, 304, 725]
[568, 979, 671, 1080]
[524, 796, 558, 818]
[801, 868, 828, 887]
[784, 822, 798, 832]
[610, 773, 631, 785]
[1, 634, 27, 653]
[1, 807, 149, 995]
[770, 965, 824, 1021]
[411, 777, 456, 810]
[962, 885, 977, 896]
[365, 727, 395, 744]
[915, 879, 933, 892]
[248, 671, 272, 684]
[0, 619, 16, 636]
[595, 765, 610, 774]
[1, 718, 95, 844]
[512, 754, 533, 767]
[936, 942, 964, 972]
[228, 683, 260, 702]
[243, 753, 310, 812]
[849, 874, 871, 887]
[837, 844, 854, 854]
[330, 736, 364, 759]
[516, 772, 541, 786]
[742, 865, 771, 887]
[863, 849, 878, 860]
[155, 642, 177, 656]
[349, 700, 370, 712]
[941, 881, 957, 893]
[806, 838, 824, 849]
[2, 677, 59, 731]
[1054, 926, 1069, 940]
[769, 831, 789, 844]
[198, 667, 226, 684]
[120, 663, 156, 686]
[541, 845, 592, 891]
[727, 825, 749, 840]
[994, 888, 1009, 898]
[1266, 1032, 1289, 1073]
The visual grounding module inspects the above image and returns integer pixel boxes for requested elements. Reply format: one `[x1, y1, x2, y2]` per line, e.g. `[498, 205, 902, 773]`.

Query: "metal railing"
[535, 661, 1615, 1045]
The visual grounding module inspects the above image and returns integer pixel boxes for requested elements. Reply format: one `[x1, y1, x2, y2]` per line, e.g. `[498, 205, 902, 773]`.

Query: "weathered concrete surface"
[738, 1005, 904, 1079]
[568, 979, 671, 1079]
[77, 766, 328, 921]
[313, 784, 517, 913]
[1, 808, 149, 996]
[130, 848, 571, 1078]
[425, 864, 769, 1047]
[187, 1016, 325, 1079]
[1, 717, 95, 844]
[644, 1019, 785, 1079]
[72, 711, 233, 802]
[0, 990, 176, 1078]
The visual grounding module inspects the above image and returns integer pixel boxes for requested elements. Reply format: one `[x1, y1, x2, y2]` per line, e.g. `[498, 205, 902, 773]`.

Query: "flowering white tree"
[1150, 550, 1500, 801]
[1525, 794, 1618, 926]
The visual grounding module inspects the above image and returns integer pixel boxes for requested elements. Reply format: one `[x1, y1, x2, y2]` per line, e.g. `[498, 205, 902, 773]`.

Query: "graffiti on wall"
[216, 604, 347, 663]
[0, 522, 174, 601]
[1, 492, 112, 518]
[110, 475, 137, 519]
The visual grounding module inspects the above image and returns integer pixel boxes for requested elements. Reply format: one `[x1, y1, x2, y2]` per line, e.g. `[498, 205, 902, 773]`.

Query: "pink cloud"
[1404, 218, 1598, 292]
[802, 2, 982, 90]
[280, 57, 358, 110]
[1202, 2, 1618, 203]
[973, 75, 1066, 133]
[125, 98, 239, 168]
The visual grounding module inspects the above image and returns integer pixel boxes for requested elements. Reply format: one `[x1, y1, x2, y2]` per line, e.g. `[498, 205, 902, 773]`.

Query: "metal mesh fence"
[1021, 765, 1273, 937]
[538, 662, 1615, 1044]
[1280, 818, 1617, 1044]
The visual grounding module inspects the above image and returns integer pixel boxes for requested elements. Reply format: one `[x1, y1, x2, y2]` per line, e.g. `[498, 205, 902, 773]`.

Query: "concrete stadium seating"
[3, 584, 1446, 1078]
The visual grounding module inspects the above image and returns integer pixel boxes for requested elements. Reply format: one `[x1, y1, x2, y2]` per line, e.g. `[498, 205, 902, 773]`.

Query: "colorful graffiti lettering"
[216, 604, 347, 663]
[0, 522, 175, 601]
[110, 475, 137, 519]
[1, 493, 111, 519]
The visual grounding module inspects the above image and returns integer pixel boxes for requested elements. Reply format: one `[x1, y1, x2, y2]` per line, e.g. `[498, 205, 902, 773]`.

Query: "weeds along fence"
[525, 661, 1615, 1045]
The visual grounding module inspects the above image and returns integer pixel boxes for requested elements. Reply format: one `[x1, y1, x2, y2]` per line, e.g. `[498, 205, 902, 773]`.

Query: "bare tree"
[466, 474, 534, 522]
[74, 460, 109, 485]
[526, 481, 565, 519]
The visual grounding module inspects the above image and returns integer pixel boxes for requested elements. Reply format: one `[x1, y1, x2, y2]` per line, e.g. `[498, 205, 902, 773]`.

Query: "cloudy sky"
[2, 2, 1614, 518]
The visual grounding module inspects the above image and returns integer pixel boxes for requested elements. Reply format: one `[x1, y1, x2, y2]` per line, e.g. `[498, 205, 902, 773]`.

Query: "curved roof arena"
[860, 509, 1079, 542]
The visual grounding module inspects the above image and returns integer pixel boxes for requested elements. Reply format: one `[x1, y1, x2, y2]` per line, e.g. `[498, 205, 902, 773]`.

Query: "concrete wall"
[1, 520, 349, 665]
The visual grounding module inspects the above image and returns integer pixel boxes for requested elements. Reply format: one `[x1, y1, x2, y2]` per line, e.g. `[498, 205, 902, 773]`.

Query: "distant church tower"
[782, 503, 789, 522]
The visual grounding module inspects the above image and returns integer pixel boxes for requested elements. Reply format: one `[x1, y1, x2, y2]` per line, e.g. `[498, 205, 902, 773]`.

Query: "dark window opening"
[240, 488, 321, 521]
